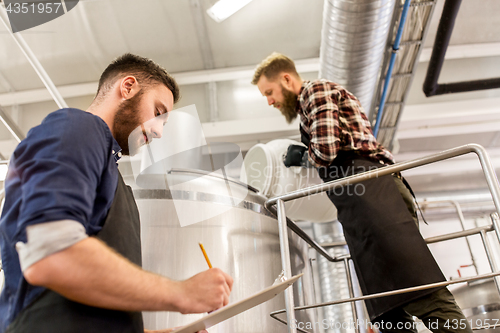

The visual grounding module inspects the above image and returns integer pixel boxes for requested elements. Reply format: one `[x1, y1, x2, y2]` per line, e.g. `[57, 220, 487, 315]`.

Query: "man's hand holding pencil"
[145, 243, 233, 332]
[166, 243, 233, 315]
[173, 267, 233, 314]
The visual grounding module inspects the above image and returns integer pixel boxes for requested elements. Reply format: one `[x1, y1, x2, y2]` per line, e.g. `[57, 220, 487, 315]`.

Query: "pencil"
[199, 242, 213, 269]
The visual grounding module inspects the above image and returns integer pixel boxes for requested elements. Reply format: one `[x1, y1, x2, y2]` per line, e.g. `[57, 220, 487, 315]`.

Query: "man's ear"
[281, 73, 293, 89]
[120, 76, 140, 99]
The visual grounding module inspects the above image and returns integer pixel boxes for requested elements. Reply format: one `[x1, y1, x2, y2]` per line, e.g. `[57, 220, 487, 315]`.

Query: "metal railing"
[419, 199, 479, 275]
[265, 144, 500, 333]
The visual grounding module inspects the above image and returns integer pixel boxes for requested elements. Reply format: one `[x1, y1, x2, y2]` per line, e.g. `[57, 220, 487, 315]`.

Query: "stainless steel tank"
[451, 278, 500, 332]
[133, 170, 315, 332]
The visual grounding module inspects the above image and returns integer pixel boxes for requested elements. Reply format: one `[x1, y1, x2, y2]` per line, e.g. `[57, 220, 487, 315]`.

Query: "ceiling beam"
[400, 99, 500, 129]
[419, 42, 500, 62]
[0, 82, 98, 107]
[175, 57, 320, 85]
[1, 42, 500, 107]
[399, 155, 500, 177]
[395, 147, 500, 163]
[202, 116, 300, 144]
[396, 97, 500, 139]
[0, 58, 319, 106]
[397, 120, 500, 140]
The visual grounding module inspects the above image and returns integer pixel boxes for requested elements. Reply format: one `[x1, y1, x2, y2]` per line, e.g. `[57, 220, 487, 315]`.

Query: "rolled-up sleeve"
[9, 110, 109, 244]
[15, 220, 88, 271]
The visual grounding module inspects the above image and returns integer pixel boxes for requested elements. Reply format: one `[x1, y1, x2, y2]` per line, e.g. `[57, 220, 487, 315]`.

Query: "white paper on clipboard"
[171, 273, 303, 333]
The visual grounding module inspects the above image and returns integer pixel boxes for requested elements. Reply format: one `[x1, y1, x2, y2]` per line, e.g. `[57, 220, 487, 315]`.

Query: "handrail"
[318, 224, 494, 249]
[419, 199, 479, 274]
[270, 271, 500, 316]
[266, 205, 336, 262]
[272, 223, 500, 331]
[265, 144, 500, 219]
[267, 144, 500, 332]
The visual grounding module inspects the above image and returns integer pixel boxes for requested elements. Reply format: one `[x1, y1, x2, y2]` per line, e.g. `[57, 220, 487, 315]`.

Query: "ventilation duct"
[319, 0, 396, 114]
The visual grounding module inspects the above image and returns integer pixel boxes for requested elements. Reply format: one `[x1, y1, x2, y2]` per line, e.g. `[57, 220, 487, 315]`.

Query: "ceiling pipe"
[0, 5, 68, 109]
[319, 0, 396, 113]
[423, 0, 500, 96]
[423, 0, 461, 97]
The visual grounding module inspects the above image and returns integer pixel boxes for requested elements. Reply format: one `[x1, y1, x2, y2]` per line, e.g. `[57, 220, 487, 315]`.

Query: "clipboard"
[171, 273, 303, 333]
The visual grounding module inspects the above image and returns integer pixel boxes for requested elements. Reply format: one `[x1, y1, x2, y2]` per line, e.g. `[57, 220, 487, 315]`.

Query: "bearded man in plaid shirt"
[252, 53, 471, 333]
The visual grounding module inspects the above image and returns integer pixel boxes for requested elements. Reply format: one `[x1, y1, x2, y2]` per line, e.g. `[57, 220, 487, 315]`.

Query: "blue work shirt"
[0, 108, 122, 332]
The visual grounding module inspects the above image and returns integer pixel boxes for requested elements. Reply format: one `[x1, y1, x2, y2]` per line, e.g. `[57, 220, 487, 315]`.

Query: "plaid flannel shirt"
[297, 80, 395, 167]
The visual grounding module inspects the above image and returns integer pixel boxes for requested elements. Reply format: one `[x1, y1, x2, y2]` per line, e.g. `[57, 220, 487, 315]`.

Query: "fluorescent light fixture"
[206, 0, 253, 23]
[0, 164, 7, 182]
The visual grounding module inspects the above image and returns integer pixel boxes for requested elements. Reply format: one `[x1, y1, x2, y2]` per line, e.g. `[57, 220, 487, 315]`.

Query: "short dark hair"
[97, 53, 180, 103]
[251, 52, 300, 85]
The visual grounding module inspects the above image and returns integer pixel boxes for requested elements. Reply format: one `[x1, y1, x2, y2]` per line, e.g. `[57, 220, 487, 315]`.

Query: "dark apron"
[303, 136, 446, 320]
[7, 173, 144, 333]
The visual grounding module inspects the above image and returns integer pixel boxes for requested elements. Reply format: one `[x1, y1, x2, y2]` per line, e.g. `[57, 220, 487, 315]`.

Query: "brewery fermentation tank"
[134, 170, 315, 332]
[452, 278, 500, 332]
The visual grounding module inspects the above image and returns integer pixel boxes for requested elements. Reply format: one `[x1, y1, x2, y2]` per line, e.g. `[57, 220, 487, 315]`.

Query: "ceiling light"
[206, 0, 253, 23]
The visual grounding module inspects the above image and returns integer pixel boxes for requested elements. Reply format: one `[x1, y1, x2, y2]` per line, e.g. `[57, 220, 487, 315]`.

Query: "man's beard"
[279, 85, 298, 124]
[113, 90, 144, 156]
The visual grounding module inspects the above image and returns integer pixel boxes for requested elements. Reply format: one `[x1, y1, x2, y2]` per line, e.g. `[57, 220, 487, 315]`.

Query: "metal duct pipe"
[313, 222, 353, 333]
[319, 0, 396, 112]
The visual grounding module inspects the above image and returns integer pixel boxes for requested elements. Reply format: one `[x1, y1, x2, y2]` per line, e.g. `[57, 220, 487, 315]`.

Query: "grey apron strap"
[7, 172, 143, 333]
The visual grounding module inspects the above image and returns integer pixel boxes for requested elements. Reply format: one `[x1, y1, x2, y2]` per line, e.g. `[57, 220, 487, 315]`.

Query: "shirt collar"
[299, 80, 310, 97]
[111, 139, 123, 163]
[296, 80, 310, 113]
